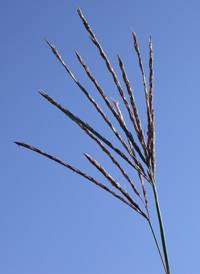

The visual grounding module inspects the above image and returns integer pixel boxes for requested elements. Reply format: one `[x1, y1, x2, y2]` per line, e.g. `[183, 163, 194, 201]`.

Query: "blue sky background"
[1, 0, 200, 273]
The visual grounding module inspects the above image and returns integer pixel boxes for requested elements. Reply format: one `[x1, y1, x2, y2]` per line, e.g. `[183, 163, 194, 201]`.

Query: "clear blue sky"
[1, 0, 200, 273]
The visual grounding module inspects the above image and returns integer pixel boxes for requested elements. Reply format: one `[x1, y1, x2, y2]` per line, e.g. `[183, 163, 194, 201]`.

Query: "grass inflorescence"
[15, 7, 170, 274]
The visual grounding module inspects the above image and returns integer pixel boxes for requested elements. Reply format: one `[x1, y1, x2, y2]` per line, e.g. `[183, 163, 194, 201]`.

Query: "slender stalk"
[148, 220, 167, 274]
[150, 171, 170, 274]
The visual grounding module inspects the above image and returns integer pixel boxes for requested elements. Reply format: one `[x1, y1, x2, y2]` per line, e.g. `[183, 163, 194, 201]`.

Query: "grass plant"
[15, 8, 170, 274]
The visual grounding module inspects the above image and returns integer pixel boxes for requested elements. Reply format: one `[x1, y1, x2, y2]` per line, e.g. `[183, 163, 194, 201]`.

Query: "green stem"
[148, 220, 167, 274]
[150, 172, 170, 274]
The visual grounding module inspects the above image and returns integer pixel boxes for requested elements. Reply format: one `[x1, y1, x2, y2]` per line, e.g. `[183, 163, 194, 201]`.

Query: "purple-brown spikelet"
[149, 36, 154, 113]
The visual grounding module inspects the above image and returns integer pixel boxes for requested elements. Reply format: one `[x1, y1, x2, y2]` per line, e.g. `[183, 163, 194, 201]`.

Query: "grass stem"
[150, 172, 170, 274]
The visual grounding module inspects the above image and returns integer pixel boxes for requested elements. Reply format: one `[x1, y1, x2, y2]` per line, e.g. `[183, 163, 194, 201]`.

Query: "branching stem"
[150, 171, 170, 274]
[148, 220, 167, 274]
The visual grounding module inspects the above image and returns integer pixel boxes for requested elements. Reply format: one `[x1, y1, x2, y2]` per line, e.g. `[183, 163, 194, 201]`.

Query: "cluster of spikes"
[15, 8, 170, 274]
